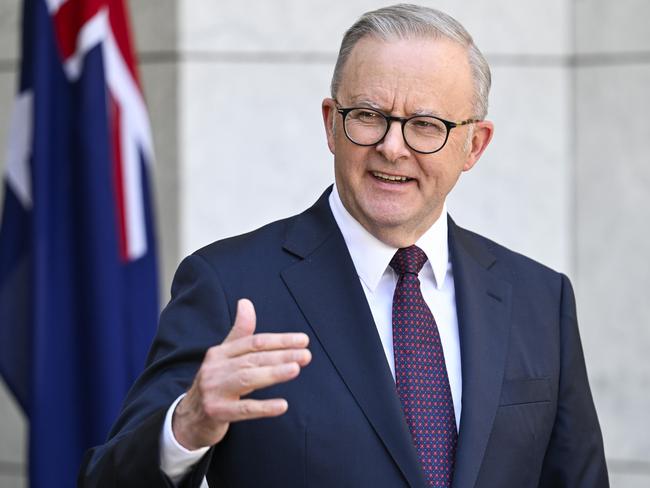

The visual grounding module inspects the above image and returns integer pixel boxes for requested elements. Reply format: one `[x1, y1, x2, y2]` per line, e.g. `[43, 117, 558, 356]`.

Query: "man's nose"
[375, 120, 411, 161]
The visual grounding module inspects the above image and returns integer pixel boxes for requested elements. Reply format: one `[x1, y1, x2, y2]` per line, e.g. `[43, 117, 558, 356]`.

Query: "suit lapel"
[281, 190, 428, 488]
[448, 219, 512, 488]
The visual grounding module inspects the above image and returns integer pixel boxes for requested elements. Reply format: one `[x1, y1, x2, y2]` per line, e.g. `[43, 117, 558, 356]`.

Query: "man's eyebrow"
[411, 107, 446, 118]
[346, 98, 447, 118]
[347, 97, 383, 109]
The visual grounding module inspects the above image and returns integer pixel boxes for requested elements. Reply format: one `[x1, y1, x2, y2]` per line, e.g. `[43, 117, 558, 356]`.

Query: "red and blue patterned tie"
[390, 245, 457, 487]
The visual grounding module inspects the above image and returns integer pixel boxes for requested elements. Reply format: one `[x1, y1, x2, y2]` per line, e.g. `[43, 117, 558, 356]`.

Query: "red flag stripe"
[51, 0, 105, 61]
[106, 0, 142, 91]
[51, 0, 142, 92]
[109, 92, 129, 261]
[49, 0, 154, 261]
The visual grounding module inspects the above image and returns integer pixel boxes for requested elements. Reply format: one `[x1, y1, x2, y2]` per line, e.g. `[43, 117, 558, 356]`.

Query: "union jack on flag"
[0, 0, 159, 486]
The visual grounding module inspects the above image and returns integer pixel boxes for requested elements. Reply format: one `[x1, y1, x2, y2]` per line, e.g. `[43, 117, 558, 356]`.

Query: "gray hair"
[330, 4, 491, 119]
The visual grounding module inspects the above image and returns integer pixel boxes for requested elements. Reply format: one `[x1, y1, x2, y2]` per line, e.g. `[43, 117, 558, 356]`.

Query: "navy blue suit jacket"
[80, 188, 608, 487]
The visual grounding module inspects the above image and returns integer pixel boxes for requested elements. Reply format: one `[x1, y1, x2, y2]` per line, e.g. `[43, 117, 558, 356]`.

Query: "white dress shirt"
[328, 185, 462, 428]
[159, 186, 462, 484]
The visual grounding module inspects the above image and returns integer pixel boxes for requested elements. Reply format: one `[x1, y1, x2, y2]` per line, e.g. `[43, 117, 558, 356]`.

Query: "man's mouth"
[371, 171, 413, 183]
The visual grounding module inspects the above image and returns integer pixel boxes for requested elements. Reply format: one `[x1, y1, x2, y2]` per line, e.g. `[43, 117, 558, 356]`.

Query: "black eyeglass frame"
[335, 104, 481, 154]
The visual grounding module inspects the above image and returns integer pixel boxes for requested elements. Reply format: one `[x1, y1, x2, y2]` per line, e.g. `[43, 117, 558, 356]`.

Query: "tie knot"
[390, 245, 428, 276]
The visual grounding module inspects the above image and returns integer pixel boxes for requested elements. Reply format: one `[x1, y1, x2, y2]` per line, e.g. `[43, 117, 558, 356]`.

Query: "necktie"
[390, 245, 457, 487]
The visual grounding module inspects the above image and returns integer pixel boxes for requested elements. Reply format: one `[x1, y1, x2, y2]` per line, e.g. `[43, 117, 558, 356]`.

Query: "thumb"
[224, 298, 256, 342]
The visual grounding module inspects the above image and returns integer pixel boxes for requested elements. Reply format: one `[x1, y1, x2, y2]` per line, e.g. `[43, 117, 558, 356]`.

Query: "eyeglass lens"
[343, 108, 448, 153]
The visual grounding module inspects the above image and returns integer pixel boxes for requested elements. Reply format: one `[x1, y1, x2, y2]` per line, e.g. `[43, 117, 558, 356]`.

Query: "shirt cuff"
[159, 393, 210, 485]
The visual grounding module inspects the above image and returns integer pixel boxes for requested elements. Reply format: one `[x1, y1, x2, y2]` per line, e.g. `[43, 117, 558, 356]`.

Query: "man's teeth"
[372, 171, 411, 182]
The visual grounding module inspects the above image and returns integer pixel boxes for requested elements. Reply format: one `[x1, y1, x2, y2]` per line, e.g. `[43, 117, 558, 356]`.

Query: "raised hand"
[172, 298, 311, 450]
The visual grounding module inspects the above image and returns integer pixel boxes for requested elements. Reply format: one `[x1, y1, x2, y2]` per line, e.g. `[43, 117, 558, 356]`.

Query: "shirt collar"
[329, 184, 449, 292]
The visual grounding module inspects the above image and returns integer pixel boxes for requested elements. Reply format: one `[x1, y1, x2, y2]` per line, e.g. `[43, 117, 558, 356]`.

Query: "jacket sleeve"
[78, 253, 232, 487]
[538, 274, 609, 487]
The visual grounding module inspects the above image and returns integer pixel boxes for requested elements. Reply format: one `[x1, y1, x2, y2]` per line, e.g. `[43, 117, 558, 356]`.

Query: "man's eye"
[357, 110, 380, 120]
[413, 120, 435, 128]
[410, 118, 445, 134]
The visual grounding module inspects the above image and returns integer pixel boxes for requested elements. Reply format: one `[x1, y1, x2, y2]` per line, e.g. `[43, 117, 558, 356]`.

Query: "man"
[80, 4, 608, 487]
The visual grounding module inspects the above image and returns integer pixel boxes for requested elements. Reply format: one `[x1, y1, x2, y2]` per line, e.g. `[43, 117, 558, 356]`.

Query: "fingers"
[221, 299, 309, 358]
[221, 362, 302, 396]
[208, 398, 289, 423]
[232, 348, 312, 370]
[199, 350, 310, 397]
[218, 331, 309, 359]
[172, 395, 289, 449]
[174, 298, 313, 450]
[177, 298, 312, 449]
[224, 298, 257, 343]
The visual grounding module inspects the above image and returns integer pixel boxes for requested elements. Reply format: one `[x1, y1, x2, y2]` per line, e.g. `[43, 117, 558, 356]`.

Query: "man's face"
[322, 36, 493, 247]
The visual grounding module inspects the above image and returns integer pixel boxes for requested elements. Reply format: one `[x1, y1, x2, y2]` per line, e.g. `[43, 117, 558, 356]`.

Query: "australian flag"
[0, 0, 159, 486]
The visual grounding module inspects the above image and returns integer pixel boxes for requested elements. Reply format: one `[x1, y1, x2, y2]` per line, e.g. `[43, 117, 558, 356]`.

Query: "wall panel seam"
[608, 458, 650, 475]
[3, 52, 650, 71]
[0, 460, 24, 475]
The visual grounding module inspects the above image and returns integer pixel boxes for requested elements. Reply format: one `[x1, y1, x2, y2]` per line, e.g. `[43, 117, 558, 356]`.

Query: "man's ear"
[463, 120, 494, 172]
[322, 98, 337, 154]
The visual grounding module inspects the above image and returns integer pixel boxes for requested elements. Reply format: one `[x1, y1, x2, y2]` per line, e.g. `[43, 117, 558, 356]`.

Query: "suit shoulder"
[192, 213, 297, 266]
[453, 223, 567, 283]
[189, 189, 335, 270]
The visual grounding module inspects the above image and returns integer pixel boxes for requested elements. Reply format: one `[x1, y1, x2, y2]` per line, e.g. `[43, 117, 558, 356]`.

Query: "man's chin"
[359, 212, 422, 241]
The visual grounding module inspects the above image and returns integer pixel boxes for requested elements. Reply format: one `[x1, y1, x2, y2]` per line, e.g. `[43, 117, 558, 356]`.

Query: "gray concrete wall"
[176, 0, 574, 271]
[0, 1, 648, 486]
[574, 1, 650, 486]
[0, 1, 26, 485]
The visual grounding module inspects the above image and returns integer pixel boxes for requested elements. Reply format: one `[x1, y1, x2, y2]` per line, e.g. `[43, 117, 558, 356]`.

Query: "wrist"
[172, 394, 227, 450]
[172, 396, 202, 450]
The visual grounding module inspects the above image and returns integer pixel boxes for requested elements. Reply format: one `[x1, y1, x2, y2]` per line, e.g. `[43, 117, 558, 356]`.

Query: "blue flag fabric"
[0, 1, 159, 486]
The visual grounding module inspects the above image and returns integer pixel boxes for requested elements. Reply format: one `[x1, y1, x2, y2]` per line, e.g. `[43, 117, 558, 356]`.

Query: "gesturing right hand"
[171, 298, 311, 450]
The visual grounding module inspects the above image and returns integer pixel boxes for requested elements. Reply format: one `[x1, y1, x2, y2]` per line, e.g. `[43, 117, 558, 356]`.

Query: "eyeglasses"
[335, 105, 480, 154]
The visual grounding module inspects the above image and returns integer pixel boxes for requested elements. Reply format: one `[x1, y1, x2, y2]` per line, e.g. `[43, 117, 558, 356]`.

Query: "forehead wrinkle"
[347, 96, 382, 108]
[342, 85, 396, 110]
[345, 93, 449, 119]
[340, 37, 473, 119]
[375, 71, 453, 118]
